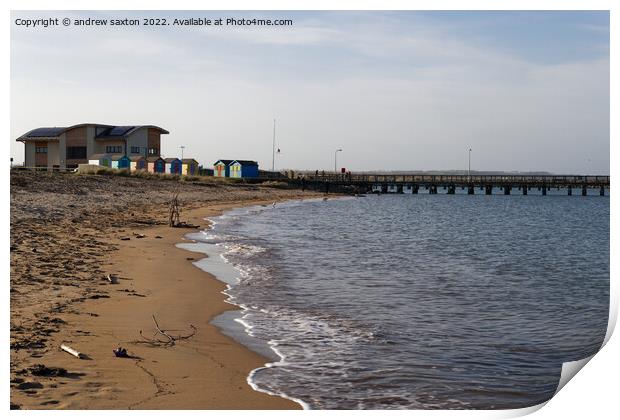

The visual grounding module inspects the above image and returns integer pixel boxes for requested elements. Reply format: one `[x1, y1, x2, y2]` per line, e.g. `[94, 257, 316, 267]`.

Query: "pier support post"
[397, 185, 403, 194]
[582, 186, 587, 196]
[485, 185, 492, 195]
[382, 184, 388, 194]
[429, 185, 438, 194]
[503, 186, 511, 195]
[568, 186, 572, 196]
[542, 186, 546, 196]
[413, 184, 419, 194]
[522, 186, 527, 195]
[600, 186, 605, 196]
[447, 185, 455, 194]
[468, 184, 475, 195]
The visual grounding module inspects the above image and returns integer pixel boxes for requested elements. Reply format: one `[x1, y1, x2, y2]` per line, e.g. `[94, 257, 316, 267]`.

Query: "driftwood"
[134, 315, 197, 347]
[60, 344, 84, 359]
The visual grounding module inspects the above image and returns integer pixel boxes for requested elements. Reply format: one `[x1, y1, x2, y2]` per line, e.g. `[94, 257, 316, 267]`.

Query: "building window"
[66, 146, 87, 159]
[35, 147, 48, 153]
[130, 146, 142, 154]
[148, 148, 159, 156]
[106, 146, 123, 154]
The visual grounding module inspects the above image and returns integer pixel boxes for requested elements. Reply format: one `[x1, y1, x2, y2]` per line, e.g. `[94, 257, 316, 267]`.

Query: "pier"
[296, 173, 610, 196]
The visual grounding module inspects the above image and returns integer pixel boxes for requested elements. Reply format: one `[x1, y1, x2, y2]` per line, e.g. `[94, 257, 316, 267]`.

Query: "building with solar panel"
[15, 123, 169, 170]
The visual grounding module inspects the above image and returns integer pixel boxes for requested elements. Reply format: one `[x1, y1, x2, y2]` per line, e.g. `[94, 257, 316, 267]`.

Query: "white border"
[3, 1, 616, 419]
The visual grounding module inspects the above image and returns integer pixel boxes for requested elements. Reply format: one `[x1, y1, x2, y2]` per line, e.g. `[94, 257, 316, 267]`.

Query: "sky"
[10, 10, 610, 174]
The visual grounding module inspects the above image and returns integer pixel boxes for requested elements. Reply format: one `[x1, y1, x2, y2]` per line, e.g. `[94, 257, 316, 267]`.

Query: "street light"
[272, 119, 276, 171]
[334, 149, 342, 173]
[180, 145, 185, 160]
[468, 148, 472, 181]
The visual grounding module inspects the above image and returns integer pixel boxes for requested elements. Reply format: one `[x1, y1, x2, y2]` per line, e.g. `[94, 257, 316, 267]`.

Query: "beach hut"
[147, 156, 165, 173]
[164, 157, 182, 175]
[88, 153, 112, 167]
[129, 155, 146, 171]
[110, 154, 130, 170]
[214, 160, 233, 177]
[181, 158, 199, 176]
[198, 166, 214, 176]
[229, 160, 259, 178]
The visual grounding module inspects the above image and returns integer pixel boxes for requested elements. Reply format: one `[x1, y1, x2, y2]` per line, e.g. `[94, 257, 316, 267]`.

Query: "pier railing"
[294, 173, 610, 195]
[306, 173, 610, 186]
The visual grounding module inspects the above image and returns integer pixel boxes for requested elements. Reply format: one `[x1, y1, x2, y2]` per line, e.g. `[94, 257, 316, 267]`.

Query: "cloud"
[10, 11, 610, 174]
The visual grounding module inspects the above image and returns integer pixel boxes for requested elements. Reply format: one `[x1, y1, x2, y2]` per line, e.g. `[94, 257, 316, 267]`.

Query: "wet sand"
[10, 171, 323, 409]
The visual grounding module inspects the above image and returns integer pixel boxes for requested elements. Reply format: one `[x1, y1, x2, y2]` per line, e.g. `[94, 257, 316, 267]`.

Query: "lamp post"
[272, 119, 276, 172]
[334, 148, 342, 173]
[180, 145, 185, 160]
[468, 148, 472, 181]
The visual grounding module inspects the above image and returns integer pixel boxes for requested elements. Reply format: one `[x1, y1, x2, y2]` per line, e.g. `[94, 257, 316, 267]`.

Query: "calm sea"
[180, 190, 609, 409]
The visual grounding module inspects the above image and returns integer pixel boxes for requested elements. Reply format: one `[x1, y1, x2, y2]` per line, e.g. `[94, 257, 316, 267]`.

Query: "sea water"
[180, 191, 609, 409]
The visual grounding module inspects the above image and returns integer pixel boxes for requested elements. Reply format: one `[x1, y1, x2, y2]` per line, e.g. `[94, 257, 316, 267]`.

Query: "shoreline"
[10, 173, 325, 409]
[177, 199, 334, 409]
[167, 199, 314, 409]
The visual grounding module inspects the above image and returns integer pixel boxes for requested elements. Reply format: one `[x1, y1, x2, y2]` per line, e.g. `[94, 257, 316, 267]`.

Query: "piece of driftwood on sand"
[135, 315, 197, 347]
[60, 344, 84, 359]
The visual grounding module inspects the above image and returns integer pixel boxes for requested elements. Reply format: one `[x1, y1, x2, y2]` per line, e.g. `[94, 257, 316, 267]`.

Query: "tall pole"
[180, 145, 185, 160]
[468, 148, 472, 181]
[334, 148, 342, 173]
[272, 119, 276, 172]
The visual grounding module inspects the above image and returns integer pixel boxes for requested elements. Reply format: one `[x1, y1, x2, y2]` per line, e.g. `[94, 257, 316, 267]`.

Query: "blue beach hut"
[229, 160, 259, 178]
[111, 154, 130, 170]
[147, 156, 166, 173]
[164, 157, 182, 174]
[129, 155, 146, 171]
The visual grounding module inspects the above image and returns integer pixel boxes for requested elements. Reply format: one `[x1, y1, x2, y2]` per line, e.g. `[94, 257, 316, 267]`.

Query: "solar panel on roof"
[108, 126, 135, 136]
[28, 127, 67, 137]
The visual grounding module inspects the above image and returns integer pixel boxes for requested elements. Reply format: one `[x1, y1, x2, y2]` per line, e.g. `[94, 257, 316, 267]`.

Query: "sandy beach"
[10, 171, 323, 409]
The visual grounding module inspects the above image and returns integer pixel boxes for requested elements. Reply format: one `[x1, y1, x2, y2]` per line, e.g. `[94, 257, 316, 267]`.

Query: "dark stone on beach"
[186, 257, 194, 261]
[10, 403, 20, 410]
[120, 237, 130, 241]
[11, 337, 46, 350]
[155, 235, 163, 239]
[88, 294, 110, 299]
[40, 400, 60, 406]
[28, 364, 67, 377]
[16, 381, 43, 390]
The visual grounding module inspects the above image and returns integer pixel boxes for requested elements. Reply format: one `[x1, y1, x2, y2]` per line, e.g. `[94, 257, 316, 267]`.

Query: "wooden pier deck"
[295, 173, 610, 196]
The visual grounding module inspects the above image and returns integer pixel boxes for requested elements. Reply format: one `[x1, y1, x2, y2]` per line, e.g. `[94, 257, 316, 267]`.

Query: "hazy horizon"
[10, 10, 610, 174]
